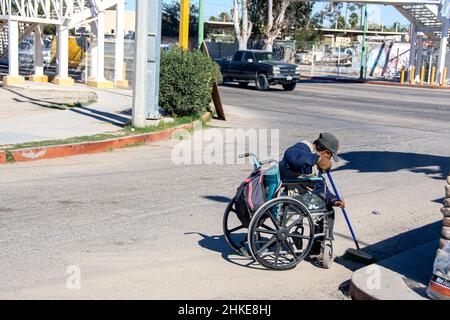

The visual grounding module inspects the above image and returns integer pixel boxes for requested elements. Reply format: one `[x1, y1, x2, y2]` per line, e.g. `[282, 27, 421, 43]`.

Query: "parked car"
[216, 50, 300, 91]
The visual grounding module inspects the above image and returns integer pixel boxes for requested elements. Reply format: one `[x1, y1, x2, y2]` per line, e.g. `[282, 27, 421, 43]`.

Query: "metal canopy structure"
[298, 0, 450, 82]
[0, 0, 128, 88]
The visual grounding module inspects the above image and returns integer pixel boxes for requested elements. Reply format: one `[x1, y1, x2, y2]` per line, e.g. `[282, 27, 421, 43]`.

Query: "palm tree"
[348, 12, 359, 29]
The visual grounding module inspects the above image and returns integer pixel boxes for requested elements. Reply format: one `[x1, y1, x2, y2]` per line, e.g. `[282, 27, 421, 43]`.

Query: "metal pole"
[180, 0, 190, 50]
[197, 0, 205, 50]
[428, 52, 433, 85]
[132, 0, 162, 127]
[359, 4, 368, 80]
[337, 45, 341, 78]
[311, 44, 315, 76]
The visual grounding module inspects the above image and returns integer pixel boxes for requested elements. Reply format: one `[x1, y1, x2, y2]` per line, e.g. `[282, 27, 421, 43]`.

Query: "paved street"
[0, 81, 449, 299]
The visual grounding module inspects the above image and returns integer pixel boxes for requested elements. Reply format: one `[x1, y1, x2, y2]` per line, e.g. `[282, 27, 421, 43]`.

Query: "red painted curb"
[0, 151, 6, 164]
[5, 113, 210, 164]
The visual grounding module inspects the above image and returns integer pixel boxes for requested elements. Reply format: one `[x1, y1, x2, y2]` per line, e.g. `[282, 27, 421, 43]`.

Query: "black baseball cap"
[318, 133, 340, 162]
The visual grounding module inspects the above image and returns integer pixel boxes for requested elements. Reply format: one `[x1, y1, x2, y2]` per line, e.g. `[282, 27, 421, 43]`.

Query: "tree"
[248, 0, 313, 51]
[337, 15, 347, 29]
[232, 0, 253, 50]
[348, 12, 359, 29]
[218, 11, 232, 22]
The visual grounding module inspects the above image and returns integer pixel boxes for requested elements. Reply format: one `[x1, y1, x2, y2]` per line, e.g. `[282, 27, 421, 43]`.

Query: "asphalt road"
[0, 81, 449, 299]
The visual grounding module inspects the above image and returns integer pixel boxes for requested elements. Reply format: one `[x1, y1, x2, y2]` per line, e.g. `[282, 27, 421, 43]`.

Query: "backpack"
[233, 168, 266, 227]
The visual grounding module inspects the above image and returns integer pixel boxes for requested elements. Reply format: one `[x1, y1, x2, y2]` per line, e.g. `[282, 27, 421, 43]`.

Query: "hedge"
[159, 49, 221, 117]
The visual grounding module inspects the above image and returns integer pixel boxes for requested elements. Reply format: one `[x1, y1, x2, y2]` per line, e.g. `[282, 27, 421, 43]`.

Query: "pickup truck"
[216, 50, 300, 91]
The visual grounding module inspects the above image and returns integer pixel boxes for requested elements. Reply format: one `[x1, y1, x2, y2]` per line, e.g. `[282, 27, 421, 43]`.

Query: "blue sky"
[125, 1, 409, 26]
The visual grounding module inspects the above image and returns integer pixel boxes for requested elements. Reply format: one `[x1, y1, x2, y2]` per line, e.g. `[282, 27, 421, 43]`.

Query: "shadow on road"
[336, 151, 450, 180]
[201, 195, 232, 203]
[335, 220, 441, 274]
[184, 232, 267, 270]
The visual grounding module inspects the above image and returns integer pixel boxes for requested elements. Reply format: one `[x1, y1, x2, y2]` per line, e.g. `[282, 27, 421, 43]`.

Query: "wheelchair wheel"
[223, 197, 251, 256]
[248, 197, 315, 270]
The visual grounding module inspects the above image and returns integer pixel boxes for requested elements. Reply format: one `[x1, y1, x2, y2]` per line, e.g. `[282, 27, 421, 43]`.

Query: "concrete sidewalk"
[0, 82, 133, 146]
[349, 240, 439, 300]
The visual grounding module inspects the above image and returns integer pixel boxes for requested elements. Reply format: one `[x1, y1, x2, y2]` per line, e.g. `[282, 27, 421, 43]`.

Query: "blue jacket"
[282, 142, 337, 206]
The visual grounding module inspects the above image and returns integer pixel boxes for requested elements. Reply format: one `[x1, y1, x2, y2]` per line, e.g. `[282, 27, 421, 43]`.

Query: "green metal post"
[360, 4, 368, 80]
[198, 0, 205, 49]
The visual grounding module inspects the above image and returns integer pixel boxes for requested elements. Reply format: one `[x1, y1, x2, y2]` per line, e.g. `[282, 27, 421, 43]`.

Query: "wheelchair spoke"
[254, 228, 277, 235]
[274, 242, 281, 265]
[288, 233, 310, 239]
[257, 236, 276, 255]
[229, 225, 245, 233]
[285, 241, 299, 261]
[261, 224, 275, 231]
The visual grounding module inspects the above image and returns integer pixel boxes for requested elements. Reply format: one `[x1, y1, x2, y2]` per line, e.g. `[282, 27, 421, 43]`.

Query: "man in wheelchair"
[279, 133, 345, 264]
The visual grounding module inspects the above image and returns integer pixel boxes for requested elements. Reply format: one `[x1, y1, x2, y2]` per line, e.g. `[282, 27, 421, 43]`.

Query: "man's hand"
[317, 156, 332, 172]
[332, 199, 346, 208]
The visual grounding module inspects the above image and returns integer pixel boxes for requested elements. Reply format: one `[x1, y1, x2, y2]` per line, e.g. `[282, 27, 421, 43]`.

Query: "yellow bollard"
[420, 65, 425, 86]
[410, 66, 415, 85]
[400, 67, 405, 84]
[179, 0, 190, 50]
[431, 67, 436, 86]
[441, 67, 447, 87]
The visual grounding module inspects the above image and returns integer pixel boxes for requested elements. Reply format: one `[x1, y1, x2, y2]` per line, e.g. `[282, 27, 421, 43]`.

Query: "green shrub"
[159, 49, 221, 117]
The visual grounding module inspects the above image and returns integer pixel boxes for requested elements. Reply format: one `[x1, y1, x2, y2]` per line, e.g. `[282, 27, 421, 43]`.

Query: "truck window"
[243, 52, 254, 62]
[232, 51, 244, 62]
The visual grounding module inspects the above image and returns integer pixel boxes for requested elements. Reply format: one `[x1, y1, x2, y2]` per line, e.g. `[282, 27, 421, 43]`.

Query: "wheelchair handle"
[239, 153, 256, 159]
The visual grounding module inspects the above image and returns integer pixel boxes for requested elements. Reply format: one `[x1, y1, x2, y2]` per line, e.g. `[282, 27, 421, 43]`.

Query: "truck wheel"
[255, 73, 270, 91]
[238, 82, 249, 88]
[282, 82, 297, 91]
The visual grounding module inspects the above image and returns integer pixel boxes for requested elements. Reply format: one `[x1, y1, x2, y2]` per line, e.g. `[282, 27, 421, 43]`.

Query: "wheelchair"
[223, 153, 334, 270]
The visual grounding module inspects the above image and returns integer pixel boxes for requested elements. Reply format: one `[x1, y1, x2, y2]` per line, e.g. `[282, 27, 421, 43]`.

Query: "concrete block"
[441, 226, 450, 240]
[3, 76, 25, 86]
[54, 77, 75, 86]
[114, 80, 129, 89]
[442, 207, 450, 217]
[87, 80, 114, 89]
[29, 75, 49, 83]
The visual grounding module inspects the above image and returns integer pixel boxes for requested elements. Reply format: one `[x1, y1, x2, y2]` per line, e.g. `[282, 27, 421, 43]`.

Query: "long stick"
[326, 171, 360, 250]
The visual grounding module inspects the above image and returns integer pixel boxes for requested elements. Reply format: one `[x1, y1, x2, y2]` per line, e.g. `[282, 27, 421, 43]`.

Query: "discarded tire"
[444, 198, 450, 207]
[442, 207, 450, 217]
[444, 218, 450, 228]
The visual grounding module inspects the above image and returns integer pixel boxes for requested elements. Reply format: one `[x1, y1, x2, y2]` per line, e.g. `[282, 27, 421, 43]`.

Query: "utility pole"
[180, 0, 190, 50]
[359, 4, 368, 80]
[132, 0, 162, 127]
[198, 0, 205, 49]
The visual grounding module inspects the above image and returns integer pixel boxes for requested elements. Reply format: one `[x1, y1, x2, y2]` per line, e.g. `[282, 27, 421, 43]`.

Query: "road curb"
[0, 150, 6, 164]
[348, 241, 438, 300]
[3, 112, 211, 164]
[301, 76, 449, 90]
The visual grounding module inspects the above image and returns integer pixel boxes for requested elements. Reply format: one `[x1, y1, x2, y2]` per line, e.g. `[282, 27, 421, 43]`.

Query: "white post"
[409, 23, 416, 81]
[30, 25, 48, 82]
[88, 10, 113, 88]
[437, 19, 449, 85]
[4, 19, 24, 85]
[115, 0, 128, 88]
[55, 25, 74, 85]
[89, 22, 98, 80]
[311, 44, 315, 76]
[97, 11, 105, 81]
[415, 36, 423, 82]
